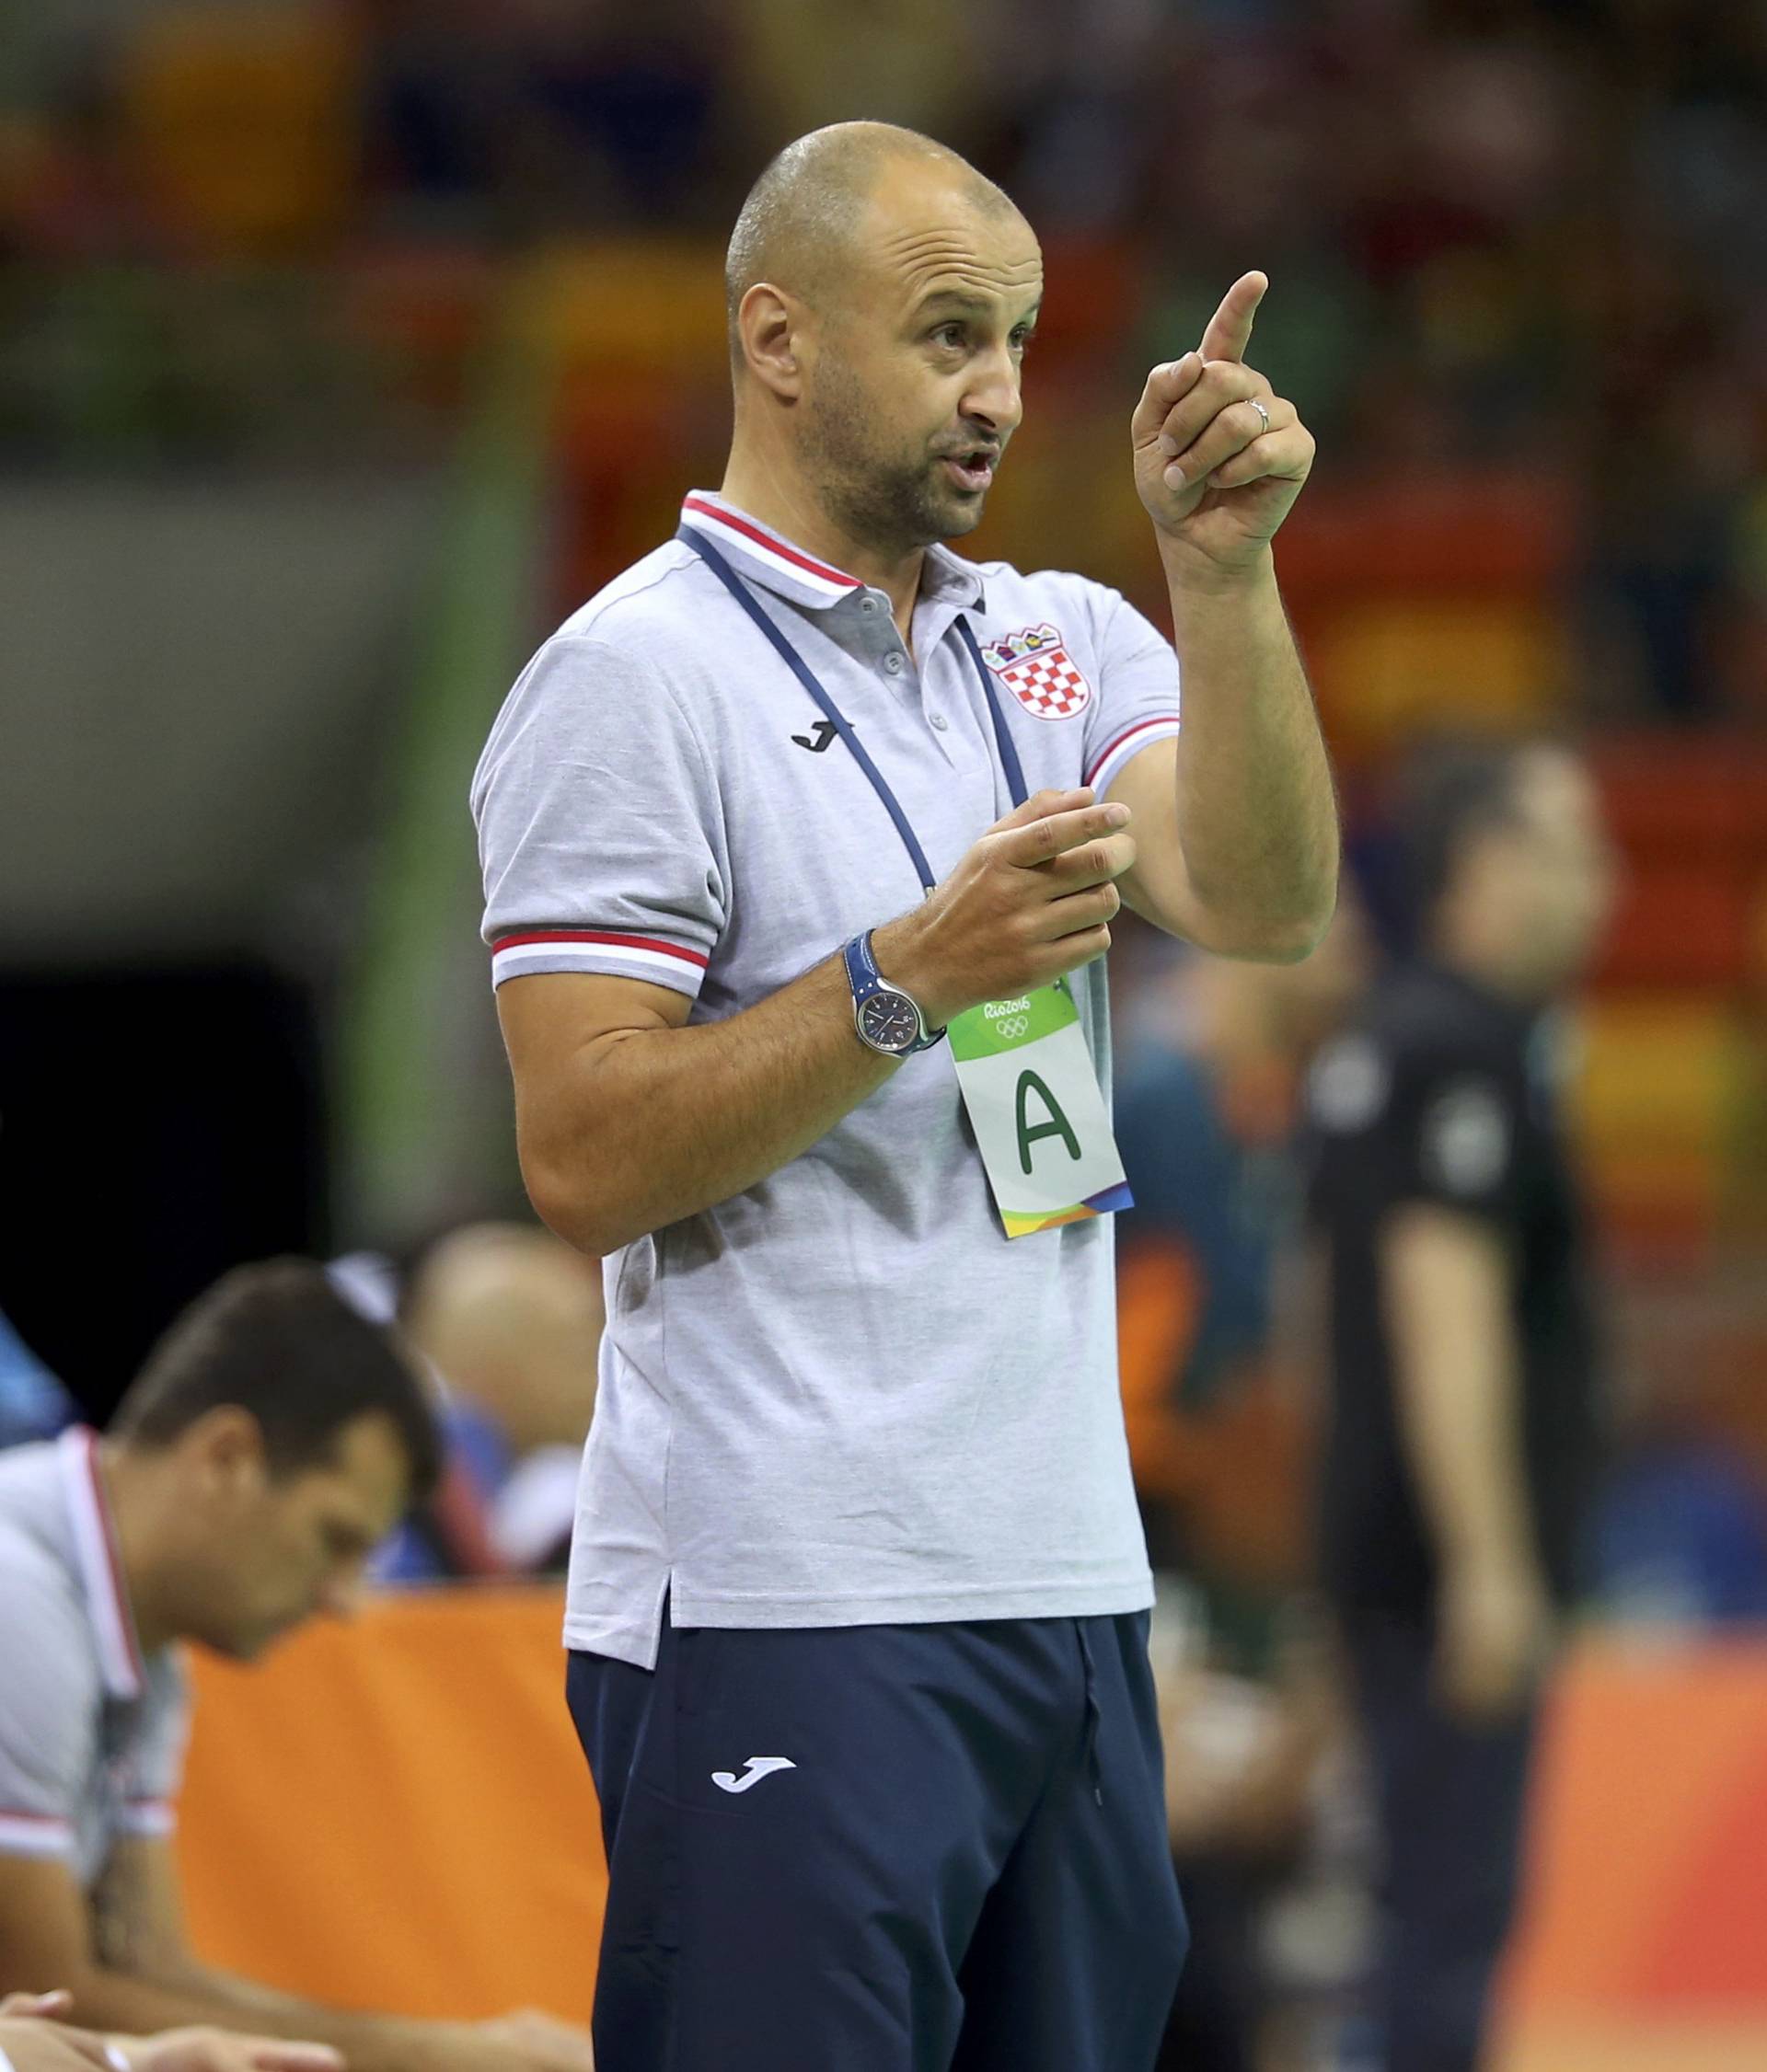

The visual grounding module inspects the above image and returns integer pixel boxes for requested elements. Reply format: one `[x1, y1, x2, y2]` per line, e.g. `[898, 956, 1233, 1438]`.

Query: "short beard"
[800, 352, 976, 557]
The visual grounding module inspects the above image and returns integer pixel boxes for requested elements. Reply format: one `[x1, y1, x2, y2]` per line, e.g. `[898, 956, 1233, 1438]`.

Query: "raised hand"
[1131, 272, 1315, 576]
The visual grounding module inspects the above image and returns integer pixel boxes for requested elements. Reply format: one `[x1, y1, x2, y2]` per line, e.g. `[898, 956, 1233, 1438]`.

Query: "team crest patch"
[979, 622, 1092, 720]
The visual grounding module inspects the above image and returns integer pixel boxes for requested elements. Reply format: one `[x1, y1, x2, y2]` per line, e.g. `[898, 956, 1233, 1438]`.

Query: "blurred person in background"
[400, 1223, 603, 1575]
[1114, 913, 1369, 2070]
[478, 119, 1335, 2070]
[0, 1985, 338, 2072]
[0, 1260, 593, 2072]
[1302, 739, 1618, 2072]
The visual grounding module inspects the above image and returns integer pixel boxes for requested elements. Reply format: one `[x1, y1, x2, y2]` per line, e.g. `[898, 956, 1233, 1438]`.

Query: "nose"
[963, 343, 1023, 437]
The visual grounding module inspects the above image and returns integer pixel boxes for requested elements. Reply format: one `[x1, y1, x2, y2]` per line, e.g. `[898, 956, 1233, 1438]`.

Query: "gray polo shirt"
[473, 492, 1184, 1668]
[0, 1430, 190, 1887]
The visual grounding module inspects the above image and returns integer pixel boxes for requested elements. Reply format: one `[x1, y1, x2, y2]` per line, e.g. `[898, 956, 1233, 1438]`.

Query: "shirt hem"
[563, 1570, 1155, 1667]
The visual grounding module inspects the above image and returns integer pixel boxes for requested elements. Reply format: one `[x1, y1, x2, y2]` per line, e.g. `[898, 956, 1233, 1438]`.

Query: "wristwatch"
[842, 930, 946, 1056]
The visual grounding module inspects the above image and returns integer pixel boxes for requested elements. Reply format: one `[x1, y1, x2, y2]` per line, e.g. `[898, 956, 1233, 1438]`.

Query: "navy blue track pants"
[567, 1602, 1188, 2071]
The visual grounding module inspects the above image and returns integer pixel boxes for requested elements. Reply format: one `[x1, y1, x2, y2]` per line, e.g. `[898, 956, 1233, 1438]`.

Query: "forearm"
[520, 949, 899, 1255]
[1385, 1214, 1540, 1578]
[1159, 539, 1337, 958]
[65, 1964, 437, 2071]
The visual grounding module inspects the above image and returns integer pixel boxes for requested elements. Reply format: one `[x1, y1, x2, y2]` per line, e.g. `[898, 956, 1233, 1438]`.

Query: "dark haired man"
[0, 1260, 594, 2072]
[1304, 741, 1617, 2071]
[478, 120, 1335, 2068]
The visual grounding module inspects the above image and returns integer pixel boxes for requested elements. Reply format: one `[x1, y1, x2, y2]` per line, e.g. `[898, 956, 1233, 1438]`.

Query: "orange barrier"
[178, 1586, 604, 2023]
[178, 1592, 1767, 2050]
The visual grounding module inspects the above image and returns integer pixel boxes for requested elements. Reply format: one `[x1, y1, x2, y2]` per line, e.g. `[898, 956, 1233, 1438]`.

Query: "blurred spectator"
[0, 1310, 75, 1452]
[1593, 1413, 1767, 1629]
[401, 1222, 602, 1573]
[1114, 916, 1369, 2069]
[0, 1259, 592, 2072]
[1301, 739, 1618, 2072]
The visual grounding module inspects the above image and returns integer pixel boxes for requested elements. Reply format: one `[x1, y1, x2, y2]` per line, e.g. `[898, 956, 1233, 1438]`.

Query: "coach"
[475, 121, 1336, 2070]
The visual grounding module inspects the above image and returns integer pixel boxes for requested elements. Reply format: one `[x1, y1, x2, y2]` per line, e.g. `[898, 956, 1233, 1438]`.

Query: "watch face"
[860, 990, 921, 1052]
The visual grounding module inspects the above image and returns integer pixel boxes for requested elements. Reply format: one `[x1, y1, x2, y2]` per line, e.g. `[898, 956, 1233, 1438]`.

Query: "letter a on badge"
[1016, 1069, 1082, 1174]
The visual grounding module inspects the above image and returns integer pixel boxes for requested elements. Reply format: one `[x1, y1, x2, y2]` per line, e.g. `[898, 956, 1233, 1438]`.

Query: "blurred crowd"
[3, 0, 1766, 718]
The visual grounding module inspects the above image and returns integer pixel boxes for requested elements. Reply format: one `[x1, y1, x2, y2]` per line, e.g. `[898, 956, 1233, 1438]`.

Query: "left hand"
[1131, 272, 1315, 577]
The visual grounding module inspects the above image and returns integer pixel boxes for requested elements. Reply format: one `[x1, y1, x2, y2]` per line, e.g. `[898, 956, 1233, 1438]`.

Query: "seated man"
[0, 1260, 593, 2072]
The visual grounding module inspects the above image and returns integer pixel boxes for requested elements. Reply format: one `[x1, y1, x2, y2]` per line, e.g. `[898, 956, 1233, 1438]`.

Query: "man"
[0, 1260, 595, 2072]
[475, 121, 1336, 2069]
[404, 1225, 603, 1573]
[1304, 742, 1617, 2071]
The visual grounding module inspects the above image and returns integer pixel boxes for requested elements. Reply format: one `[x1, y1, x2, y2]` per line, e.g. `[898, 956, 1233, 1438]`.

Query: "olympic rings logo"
[994, 1015, 1031, 1042]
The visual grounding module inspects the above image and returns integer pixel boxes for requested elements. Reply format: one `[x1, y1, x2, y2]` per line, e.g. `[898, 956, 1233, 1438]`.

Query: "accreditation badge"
[947, 979, 1133, 1238]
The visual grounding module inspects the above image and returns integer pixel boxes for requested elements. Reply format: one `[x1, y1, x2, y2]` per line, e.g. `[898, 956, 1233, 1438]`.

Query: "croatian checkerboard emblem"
[980, 622, 1092, 720]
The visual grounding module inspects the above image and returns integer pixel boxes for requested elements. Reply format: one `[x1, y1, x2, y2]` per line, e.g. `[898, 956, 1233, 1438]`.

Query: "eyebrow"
[917, 290, 1042, 326]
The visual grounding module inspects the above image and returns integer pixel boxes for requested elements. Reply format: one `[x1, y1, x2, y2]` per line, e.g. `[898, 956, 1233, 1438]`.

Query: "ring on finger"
[1248, 397, 1271, 436]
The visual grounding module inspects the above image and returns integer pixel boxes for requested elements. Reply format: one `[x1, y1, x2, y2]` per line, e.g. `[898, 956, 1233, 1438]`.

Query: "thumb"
[2, 1992, 73, 2018]
[1130, 353, 1204, 446]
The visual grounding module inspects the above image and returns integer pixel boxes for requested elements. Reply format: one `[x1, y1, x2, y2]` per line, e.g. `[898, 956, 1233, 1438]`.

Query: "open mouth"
[942, 450, 996, 492]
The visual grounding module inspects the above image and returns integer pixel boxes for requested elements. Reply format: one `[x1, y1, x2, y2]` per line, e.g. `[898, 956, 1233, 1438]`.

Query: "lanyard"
[679, 526, 1029, 895]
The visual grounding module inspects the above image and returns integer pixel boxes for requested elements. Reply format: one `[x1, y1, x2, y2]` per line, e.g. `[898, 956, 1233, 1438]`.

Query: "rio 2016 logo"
[994, 1016, 1031, 1042]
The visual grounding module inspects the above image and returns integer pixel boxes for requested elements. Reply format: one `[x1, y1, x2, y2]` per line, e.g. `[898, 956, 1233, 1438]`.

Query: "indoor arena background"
[2, 6, 1765, 2069]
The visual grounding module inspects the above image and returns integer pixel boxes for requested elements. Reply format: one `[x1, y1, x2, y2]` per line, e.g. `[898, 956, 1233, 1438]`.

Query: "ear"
[736, 282, 806, 401]
[180, 1404, 270, 1497]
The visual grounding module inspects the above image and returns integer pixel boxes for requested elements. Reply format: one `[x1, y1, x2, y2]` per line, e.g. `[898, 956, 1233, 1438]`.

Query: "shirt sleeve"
[0, 1569, 96, 1861]
[114, 1652, 191, 1841]
[1079, 586, 1183, 800]
[1308, 1028, 1524, 1229]
[471, 635, 728, 996]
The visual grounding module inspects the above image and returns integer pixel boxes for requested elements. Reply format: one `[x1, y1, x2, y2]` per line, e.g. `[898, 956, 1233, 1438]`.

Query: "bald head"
[725, 122, 1022, 363]
[406, 1223, 603, 1456]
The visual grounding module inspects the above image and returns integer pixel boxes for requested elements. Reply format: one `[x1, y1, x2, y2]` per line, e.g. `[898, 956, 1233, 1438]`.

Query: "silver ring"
[1249, 397, 1271, 435]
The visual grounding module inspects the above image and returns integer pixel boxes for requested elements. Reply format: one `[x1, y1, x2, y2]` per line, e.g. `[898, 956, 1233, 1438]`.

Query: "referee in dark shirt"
[1303, 741, 1617, 2072]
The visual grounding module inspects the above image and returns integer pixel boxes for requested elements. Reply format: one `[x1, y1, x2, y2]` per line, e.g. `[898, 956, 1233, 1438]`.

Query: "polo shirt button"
[859, 595, 881, 614]
[930, 712, 949, 731]
[884, 652, 905, 675]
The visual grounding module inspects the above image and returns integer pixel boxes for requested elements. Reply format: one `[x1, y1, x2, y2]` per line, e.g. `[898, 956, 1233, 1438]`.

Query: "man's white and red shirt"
[472, 493, 1183, 1670]
[0, 1429, 189, 1888]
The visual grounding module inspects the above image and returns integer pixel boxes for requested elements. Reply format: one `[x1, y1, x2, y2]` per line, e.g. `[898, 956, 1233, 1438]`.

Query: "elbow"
[520, 1151, 629, 1259]
[1230, 908, 1335, 964]
[1199, 888, 1339, 965]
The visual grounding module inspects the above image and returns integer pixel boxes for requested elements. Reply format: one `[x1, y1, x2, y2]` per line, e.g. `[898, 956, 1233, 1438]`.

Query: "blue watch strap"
[843, 931, 945, 1052]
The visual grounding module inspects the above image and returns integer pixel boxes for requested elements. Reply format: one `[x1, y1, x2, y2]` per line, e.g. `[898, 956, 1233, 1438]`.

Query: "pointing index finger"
[1198, 271, 1268, 364]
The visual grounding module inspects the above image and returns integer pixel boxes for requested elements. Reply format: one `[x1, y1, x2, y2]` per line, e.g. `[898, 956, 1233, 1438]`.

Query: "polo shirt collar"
[55, 1426, 145, 1701]
[678, 491, 985, 615]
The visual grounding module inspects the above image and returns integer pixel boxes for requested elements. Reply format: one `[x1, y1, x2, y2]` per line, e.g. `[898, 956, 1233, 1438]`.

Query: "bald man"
[473, 123, 1335, 2070]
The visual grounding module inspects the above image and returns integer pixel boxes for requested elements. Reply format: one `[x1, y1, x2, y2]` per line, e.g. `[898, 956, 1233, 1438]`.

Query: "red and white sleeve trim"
[1084, 715, 1182, 799]
[118, 1799, 177, 1839]
[491, 929, 710, 995]
[0, 1811, 74, 1857]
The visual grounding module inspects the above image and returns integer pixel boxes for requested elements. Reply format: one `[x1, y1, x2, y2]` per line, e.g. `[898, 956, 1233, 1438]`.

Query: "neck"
[717, 454, 927, 637]
[97, 1440, 177, 1658]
